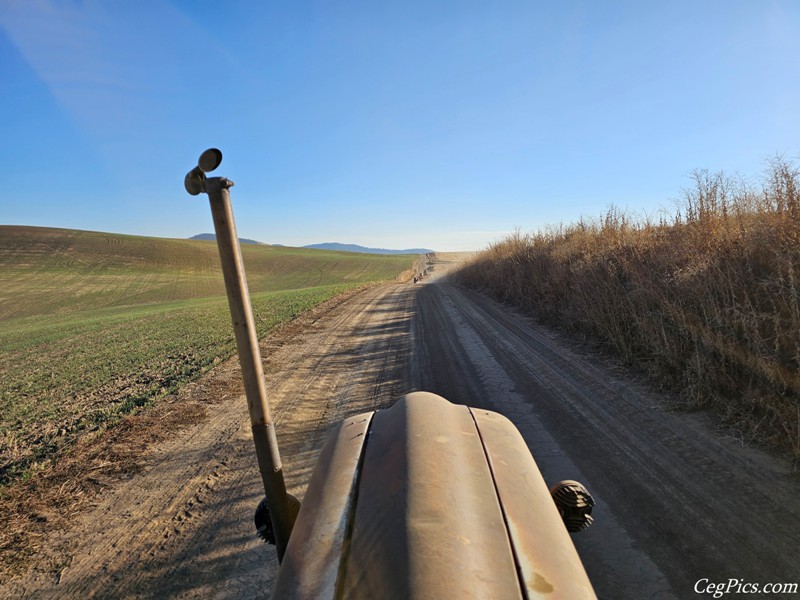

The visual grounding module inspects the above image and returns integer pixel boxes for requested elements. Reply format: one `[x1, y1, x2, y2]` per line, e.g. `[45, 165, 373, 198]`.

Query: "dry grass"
[0, 391, 208, 583]
[455, 158, 800, 460]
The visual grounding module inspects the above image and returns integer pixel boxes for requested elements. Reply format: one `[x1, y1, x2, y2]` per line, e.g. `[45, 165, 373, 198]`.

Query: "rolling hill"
[0, 225, 415, 321]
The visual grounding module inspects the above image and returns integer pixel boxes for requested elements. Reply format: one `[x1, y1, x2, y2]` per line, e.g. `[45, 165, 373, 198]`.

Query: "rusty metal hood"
[273, 392, 596, 599]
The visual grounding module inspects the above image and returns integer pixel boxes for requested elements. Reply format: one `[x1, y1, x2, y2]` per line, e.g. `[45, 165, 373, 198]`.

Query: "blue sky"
[1, 1, 798, 251]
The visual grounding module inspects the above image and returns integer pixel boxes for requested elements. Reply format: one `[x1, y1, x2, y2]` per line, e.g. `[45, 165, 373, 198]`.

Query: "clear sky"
[1, 1, 798, 252]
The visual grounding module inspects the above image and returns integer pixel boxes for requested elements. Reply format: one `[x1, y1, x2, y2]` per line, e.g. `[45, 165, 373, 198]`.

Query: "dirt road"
[415, 258, 800, 599]
[6, 254, 800, 599]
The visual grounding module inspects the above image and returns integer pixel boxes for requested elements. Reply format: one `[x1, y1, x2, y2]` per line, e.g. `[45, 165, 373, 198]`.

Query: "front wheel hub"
[550, 480, 594, 532]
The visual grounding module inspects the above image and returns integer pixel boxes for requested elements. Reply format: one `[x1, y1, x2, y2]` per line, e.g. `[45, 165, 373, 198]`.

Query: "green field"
[0, 226, 412, 320]
[0, 226, 415, 485]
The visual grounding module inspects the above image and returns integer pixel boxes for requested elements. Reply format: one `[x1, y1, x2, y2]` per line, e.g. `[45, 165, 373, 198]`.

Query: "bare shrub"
[455, 158, 800, 460]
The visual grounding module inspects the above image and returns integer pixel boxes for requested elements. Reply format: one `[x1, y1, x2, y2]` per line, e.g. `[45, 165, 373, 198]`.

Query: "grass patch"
[0, 285, 360, 485]
[0, 228, 415, 487]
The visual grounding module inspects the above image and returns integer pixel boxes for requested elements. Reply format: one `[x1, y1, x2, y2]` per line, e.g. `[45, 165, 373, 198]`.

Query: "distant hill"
[303, 242, 433, 255]
[190, 233, 263, 245]
[189, 235, 432, 254]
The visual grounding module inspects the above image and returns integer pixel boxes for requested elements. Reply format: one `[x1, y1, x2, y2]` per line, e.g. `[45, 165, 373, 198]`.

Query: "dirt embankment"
[4, 253, 799, 599]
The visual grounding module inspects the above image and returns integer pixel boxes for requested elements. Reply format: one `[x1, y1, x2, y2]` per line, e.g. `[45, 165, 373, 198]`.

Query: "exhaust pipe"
[185, 148, 295, 561]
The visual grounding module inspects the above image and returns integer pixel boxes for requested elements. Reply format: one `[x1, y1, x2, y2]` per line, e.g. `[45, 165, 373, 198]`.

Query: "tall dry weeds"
[455, 158, 800, 460]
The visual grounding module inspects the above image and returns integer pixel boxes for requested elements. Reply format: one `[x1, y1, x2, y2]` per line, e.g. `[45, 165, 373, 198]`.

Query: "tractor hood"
[273, 391, 596, 599]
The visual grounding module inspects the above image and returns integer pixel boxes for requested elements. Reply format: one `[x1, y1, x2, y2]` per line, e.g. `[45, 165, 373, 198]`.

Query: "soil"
[3, 254, 799, 599]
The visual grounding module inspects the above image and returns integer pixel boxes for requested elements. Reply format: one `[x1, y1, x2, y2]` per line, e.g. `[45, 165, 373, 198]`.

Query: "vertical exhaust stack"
[185, 148, 296, 561]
